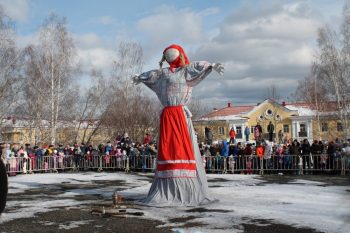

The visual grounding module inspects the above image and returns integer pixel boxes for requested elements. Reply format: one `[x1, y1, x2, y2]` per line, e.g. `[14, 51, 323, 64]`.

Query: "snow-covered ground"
[2, 172, 350, 233]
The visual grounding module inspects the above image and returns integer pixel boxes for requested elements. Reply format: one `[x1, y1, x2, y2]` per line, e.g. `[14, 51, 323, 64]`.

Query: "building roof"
[1, 116, 100, 128]
[285, 101, 340, 111]
[200, 104, 255, 120]
[284, 104, 316, 116]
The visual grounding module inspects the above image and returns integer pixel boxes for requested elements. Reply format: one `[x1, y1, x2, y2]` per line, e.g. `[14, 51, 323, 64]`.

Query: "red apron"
[156, 105, 196, 178]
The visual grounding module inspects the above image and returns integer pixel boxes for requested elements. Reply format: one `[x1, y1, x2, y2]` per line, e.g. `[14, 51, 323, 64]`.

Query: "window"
[321, 122, 328, 132]
[265, 109, 274, 119]
[219, 127, 225, 135]
[236, 126, 242, 139]
[283, 124, 289, 133]
[337, 122, 343, 132]
[298, 123, 307, 137]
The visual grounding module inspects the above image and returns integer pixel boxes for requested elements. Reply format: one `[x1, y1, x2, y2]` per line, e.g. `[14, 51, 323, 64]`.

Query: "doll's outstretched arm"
[211, 63, 224, 76]
[131, 69, 161, 91]
[186, 61, 224, 87]
[131, 75, 141, 85]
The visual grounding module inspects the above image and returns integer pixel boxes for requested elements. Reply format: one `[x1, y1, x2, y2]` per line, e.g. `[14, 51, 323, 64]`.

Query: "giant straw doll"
[133, 44, 224, 206]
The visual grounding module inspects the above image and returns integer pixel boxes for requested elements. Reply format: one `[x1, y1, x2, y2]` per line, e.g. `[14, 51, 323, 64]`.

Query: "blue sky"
[0, 0, 347, 106]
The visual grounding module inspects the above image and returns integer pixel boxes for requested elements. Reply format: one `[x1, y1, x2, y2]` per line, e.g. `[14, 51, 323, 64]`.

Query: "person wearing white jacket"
[263, 141, 272, 172]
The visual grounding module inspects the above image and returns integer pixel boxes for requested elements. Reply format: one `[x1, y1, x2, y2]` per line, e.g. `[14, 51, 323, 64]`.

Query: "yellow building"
[0, 117, 112, 146]
[193, 99, 349, 143]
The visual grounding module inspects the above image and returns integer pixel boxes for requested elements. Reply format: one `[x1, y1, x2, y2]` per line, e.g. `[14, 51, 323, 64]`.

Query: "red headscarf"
[161, 44, 190, 72]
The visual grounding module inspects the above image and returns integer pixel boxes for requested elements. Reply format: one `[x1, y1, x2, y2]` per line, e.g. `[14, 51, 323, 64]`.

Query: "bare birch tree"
[74, 69, 111, 144]
[0, 7, 24, 141]
[265, 84, 281, 102]
[22, 46, 48, 144]
[293, 6, 350, 140]
[23, 14, 78, 145]
[313, 6, 350, 139]
[187, 98, 210, 120]
[106, 41, 160, 142]
[293, 64, 329, 140]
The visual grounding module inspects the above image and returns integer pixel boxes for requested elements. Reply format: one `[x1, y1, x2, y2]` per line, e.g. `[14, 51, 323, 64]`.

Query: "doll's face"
[164, 48, 179, 63]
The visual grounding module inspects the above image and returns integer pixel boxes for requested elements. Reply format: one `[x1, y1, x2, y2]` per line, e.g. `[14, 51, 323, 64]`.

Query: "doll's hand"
[212, 63, 224, 76]
[131, 75, 141, 85]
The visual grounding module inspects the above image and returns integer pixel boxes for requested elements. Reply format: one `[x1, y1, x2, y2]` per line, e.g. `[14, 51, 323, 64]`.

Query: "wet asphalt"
[1, 172, 349, 233]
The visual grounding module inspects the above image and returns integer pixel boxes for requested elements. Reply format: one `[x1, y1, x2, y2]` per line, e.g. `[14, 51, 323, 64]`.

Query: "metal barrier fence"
[4, 154, 350, 175]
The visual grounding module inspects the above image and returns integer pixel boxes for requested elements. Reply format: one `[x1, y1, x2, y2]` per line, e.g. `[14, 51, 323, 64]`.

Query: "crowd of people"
[0, 133, 158, 174]
[199, 132, 350, 173]
[1, 131, 350, 175]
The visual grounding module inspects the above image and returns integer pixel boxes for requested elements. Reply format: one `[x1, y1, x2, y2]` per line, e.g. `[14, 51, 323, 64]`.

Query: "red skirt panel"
[156, 105, 196, 178]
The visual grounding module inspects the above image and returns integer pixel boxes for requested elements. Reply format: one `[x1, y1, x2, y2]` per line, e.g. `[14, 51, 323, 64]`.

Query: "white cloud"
[77, 47, 115, 72]
[6, 0, 346, 107]
[198, 7, 220, 17]
[16, 31, 115, 74]
[74, 33, 103, 49]
[89, 15, 114, 25]
[74, 33, 116, 73]
[136, 6, 208, 45]
[0, 0, 29, 22]
[132, 2, 327, 106]
[287, 44, 314, 66]
[186, 1, 327, 106]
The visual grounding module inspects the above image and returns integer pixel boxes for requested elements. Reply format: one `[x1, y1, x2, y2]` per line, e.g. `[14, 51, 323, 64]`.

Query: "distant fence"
[4, 154, 350, 176]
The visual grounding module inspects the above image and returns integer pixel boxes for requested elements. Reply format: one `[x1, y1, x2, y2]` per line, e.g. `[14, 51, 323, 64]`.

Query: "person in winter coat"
[263, 141, 272, 170]
[105, 142, 113, 155]
[256, 142, 265, 158]
[290, 139, 300, 155]
[73, 144, 81, 170]
[267, 121, 274, 142]
[301, 139, 312, 170]
[277, 130, 283, 144]
[327, 141, 336, 170]
[254, 123, 262, 142]
[311, 140, 320, 154]
[256, 142, 265, 170]
[244, 126, 250, 142]
[203, 145, 212, 171]
[229, 127, 236, 144]
[143, 133, 151, 145]
[206, 128, 213, 145]
[244, 143, 253, 156]
[221, 140, 229, 157]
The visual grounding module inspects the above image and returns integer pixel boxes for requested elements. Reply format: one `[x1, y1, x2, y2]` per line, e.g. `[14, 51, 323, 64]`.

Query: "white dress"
[137, 61, 214, 206]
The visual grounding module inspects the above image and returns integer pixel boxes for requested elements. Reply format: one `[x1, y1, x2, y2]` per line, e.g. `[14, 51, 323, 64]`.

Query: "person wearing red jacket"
[143, 133, 151, 145]
[256, 142, 265, 158]
[256, 142, 265, 172]
[229, 127, 236, 144]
